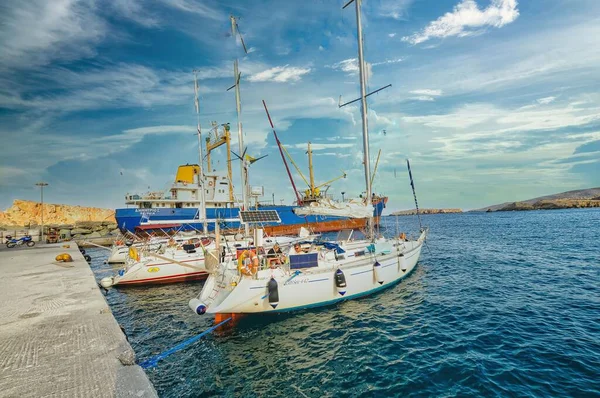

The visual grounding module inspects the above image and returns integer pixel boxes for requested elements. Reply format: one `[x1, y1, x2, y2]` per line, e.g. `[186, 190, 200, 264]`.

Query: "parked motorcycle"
[5, 235, 35, 248]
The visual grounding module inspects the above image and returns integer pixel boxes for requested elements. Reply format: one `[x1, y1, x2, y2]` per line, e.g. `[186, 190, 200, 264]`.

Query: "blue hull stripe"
[351, 269, 373, 276]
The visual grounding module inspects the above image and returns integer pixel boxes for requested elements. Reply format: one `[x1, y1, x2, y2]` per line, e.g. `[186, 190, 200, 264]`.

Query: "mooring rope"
[139, 317, 232, 369]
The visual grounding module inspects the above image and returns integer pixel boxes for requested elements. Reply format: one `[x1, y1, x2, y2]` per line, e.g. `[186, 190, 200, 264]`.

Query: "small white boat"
[107, 235, 200, 264]
[100, 232, 310, 288]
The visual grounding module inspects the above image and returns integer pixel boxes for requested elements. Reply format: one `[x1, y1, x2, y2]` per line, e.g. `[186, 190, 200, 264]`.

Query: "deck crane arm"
[279, 144, 310, 188]
[314, 171, 347, 190]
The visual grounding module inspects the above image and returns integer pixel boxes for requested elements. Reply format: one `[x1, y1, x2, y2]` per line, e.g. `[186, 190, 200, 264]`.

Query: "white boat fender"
[398, 253, 407, 272]
[189, 298, 207, 315]
[100, 277, 114, 289]
[268, 278, 279, 309]
[373, 261, 384, 285]
[335, 269, 347, 296]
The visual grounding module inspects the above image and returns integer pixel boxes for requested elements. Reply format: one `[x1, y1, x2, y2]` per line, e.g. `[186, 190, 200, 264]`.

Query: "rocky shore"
[391, 208, 462, 216]
[496, 199, 600, 211]
[0, 200, 118, 246]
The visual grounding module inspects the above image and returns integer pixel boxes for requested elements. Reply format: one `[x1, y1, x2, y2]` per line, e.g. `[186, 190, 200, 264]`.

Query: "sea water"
[88, 208, 600, 397]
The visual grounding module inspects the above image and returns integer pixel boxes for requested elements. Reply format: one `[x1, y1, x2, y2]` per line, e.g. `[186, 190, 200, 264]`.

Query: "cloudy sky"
[1, 0, 599, 212]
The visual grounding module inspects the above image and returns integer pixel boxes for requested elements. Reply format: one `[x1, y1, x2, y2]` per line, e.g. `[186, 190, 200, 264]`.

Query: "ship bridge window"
[142, 202, 152, 209]
[175, 202, 183, 208]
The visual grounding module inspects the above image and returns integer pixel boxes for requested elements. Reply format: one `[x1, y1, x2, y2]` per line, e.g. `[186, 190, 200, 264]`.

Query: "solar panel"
[239, 210, 281, 224]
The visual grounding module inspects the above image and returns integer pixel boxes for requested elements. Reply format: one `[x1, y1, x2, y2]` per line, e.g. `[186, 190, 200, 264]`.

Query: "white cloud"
[111, 0, 160, 27]
[158, 0, 223, 20]
[289, 143, 355, 150]
[372, 58, 404, 66]
[377, 0, 415, 20]
[120, 125, 195, 136]
[388, 33, 397, 38]
[537, 96, 556, 105]
[410, 89, 443, 101]
[0, 0, 107, 70]
[402, 0, 519, 45]
[330, 58, 360, 74]
[248, 65, 311, 83]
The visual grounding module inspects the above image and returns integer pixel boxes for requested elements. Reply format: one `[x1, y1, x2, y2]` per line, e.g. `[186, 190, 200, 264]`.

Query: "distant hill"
[391, 208, 462, 216]
[473, 188, 600, 212]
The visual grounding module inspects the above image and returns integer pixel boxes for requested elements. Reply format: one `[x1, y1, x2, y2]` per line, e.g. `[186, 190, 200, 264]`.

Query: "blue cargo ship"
[115, 162, 387, 234]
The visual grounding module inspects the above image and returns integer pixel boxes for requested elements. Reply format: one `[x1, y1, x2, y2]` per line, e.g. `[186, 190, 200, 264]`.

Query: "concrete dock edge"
[0, 243, 157, 397]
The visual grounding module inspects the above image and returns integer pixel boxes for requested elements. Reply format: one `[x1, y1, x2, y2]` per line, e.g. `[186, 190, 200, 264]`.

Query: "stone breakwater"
[0, 221, 121, 245]
[391, 208, 463, 216]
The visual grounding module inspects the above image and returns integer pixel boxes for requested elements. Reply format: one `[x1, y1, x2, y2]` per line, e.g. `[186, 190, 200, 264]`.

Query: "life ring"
[208, 180, 214, 187]
[128, 247, 140, 262]
[237, 249, 258, 276]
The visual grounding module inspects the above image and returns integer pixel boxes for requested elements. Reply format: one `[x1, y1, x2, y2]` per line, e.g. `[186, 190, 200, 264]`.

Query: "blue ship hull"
[115, 201, 386, 233]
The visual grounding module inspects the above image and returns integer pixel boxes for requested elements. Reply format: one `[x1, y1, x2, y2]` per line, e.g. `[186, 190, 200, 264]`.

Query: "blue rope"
[139, 317, 232, 369]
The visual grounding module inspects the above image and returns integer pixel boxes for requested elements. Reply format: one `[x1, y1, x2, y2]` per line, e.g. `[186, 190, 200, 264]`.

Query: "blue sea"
[87, 209, 600, 397]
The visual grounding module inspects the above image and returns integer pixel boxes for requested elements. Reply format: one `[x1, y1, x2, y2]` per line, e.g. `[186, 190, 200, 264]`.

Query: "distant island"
[390, 208, 462, 216]
[473, 188, 600, 212]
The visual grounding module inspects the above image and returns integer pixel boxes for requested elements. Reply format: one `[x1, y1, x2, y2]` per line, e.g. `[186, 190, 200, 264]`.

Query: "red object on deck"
[135, 223, 181, 231]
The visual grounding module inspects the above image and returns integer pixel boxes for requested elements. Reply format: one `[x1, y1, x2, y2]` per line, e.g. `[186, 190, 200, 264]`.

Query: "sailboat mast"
[354, 0, 373, 236]
[231, 15, 249, 235]
[193, 71, 208, 232]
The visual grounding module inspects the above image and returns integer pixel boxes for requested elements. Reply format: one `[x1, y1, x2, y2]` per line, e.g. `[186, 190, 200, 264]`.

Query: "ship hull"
[115, 198, 387, 233]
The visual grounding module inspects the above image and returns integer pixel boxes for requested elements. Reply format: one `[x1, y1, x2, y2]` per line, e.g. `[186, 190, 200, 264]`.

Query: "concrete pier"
[0, 243, 157, 397]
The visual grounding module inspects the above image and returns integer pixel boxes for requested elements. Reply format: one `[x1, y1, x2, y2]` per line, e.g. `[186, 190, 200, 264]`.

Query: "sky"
[0, 0, 599, 213]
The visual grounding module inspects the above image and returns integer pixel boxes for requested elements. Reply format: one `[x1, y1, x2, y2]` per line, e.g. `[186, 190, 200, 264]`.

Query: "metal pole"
[354, 0, 373, 238]
[194, 71, 208, 233]
[308, 142, 315, 197]
[36, 182, 48, 243]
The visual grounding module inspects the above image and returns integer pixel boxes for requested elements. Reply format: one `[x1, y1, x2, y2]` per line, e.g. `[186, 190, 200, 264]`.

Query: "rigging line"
[139, 317, 232, 369]
[406, 159, 423, 231]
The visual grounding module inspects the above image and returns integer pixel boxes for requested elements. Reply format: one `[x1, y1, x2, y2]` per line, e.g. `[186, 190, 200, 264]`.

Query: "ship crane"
[279, 141, 346, 203]
[204, 122, 234, 202]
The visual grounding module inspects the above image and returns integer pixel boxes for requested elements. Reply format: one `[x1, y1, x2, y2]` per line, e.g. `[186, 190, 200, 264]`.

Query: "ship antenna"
[193, 70, 208, 233]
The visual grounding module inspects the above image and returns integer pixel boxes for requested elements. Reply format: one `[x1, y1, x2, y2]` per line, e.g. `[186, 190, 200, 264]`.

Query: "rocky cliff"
[391, 208, 463, 216]
[473, 187, 600, 212]
[0, 200, 115, 227]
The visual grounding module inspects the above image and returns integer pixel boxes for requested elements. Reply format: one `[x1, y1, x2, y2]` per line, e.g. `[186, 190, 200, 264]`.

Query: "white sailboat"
[188, 0, 427, 316]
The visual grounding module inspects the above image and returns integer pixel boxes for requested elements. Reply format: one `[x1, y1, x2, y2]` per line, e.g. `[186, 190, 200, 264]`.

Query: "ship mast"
[193, 70, 208, 233]
[230, 15, 249, 235]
